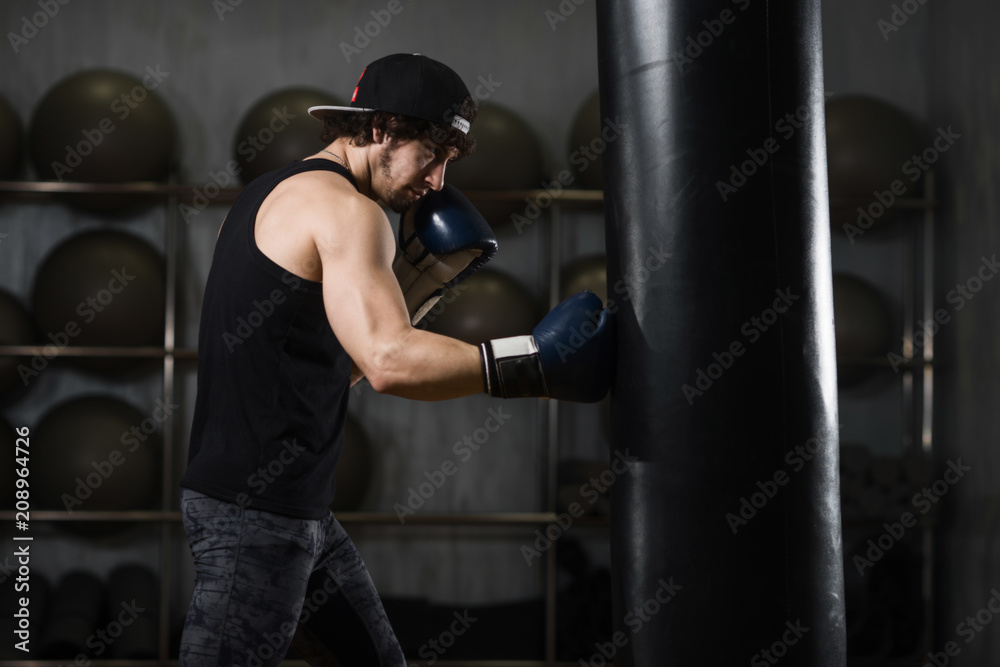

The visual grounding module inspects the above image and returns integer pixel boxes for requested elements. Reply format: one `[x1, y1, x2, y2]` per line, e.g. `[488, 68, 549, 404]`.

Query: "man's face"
[375, 136, 458, 213]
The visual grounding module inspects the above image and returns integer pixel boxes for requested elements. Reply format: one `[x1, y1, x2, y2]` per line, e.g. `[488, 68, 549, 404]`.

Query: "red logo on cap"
[351, 67, 367, 103]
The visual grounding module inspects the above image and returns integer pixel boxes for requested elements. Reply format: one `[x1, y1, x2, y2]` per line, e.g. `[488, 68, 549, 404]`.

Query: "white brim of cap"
[308, 105, 375, 120]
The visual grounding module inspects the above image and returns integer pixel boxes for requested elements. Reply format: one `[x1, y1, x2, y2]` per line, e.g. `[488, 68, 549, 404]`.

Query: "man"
[179, 53, 612, 666]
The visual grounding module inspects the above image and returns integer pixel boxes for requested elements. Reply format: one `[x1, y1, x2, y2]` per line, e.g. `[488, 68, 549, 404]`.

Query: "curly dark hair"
[319, 96, 478, 159]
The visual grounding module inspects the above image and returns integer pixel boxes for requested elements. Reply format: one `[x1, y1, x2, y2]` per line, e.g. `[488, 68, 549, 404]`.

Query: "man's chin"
[383, 189, 420, 214]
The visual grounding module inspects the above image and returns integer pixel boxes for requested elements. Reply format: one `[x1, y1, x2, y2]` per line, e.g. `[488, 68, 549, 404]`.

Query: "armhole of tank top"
[244, 160, 358, 292]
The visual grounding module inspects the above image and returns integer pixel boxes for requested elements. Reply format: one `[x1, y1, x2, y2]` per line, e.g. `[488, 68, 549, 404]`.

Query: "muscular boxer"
[179, 53, 613, 666]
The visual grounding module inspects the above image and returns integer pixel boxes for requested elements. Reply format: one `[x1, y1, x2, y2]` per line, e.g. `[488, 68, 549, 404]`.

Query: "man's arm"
[315, 193, 484, 401]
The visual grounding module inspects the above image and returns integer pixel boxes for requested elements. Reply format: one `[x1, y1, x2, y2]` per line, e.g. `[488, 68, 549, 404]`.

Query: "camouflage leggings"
[179, 489, 406, 667]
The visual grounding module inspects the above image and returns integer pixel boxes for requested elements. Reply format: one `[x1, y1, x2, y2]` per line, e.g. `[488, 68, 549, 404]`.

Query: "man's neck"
[315, 139, 374, 201]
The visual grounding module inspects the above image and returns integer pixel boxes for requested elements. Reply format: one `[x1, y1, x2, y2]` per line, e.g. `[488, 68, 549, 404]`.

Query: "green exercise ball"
[39, 570, 104, 659]
[560, 254, 607, 304]
[32, 395, 162, 513]
[31, 229, 165, 375]
[424, 268, 538, 345]
[0, 289, 34, 399]
[448, 102, 544, 190]
[826, 95, 924, 233]
[28, 69, 176, 213]
[330, 413, 376, 512]
[446, 103, 545, 229]
[234, 87, 340, 184]
[0, 93, 23, 179]
[833, 273, 892, 386]
[567, 90, 603, 190]
[0, 417, 17, 510]
[29, 68, 176, 182]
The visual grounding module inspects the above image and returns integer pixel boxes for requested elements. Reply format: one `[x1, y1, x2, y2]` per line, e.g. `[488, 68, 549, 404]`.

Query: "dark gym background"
[0, 0, 997, 665]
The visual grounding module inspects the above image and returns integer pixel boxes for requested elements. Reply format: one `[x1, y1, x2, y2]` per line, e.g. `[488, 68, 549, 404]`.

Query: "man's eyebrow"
[428, 141, 459, 159]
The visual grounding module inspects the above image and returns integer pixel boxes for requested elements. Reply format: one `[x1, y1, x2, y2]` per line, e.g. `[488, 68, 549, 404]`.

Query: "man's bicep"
[317, 209, 410, 371]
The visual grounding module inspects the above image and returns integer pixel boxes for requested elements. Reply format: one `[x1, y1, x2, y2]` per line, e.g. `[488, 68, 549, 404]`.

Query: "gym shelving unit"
[830, 171, 936, 666]
[0, 180, 608, 667]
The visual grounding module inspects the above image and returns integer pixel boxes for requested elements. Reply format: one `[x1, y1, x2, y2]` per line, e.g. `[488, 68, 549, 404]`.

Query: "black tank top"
[181, 159, 356, 519]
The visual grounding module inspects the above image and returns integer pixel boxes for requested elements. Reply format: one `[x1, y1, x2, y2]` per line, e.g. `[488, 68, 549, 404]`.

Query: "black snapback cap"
[308, 53, 473, 134]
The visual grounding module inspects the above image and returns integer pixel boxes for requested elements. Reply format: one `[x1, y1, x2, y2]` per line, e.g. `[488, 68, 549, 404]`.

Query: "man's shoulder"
[280, 168, 380, 220]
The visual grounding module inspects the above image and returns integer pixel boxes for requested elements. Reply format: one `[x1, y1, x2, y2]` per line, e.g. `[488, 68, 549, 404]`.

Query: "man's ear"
[371, 121, 387, 145]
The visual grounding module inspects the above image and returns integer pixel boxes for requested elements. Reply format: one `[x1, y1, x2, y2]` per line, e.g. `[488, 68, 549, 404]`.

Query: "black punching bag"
[597, 2, 846, 666]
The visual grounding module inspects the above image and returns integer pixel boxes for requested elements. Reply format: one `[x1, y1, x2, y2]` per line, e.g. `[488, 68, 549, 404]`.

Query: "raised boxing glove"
[393, 185, 498, 325]
[479, 291, 614, 403]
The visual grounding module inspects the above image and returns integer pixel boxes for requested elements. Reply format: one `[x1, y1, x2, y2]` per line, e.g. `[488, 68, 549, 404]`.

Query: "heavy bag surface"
[597, 1, 846, 665]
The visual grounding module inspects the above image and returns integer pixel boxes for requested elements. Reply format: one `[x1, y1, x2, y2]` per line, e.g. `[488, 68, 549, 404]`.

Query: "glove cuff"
[479, 336, 549, 399]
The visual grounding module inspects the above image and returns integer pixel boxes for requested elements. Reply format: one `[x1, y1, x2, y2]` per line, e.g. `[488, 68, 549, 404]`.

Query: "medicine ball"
[29, 68, 176, 182]
[448, 102, 544, 191]
[0, 289, 34, 400]
[560, 254, 607, 304]
[234, 87, 341, 184]
[447, 103, 545, 229]
[0, 93, 23, 179]
[826, 95, 924, 233]
[38, 571, 104, 659]
[32, 395, 162, 513]
[31, 229, 165, 374]
[424, 268, 538, 345]
[28, 68, 176, 213]
[567, 90, 603, 190]
[832, 273, 892, 386]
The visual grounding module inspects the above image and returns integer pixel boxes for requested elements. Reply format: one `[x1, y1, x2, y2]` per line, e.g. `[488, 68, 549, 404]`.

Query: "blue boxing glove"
[393, 185, 498, 325]
[479, 291, 614, 403]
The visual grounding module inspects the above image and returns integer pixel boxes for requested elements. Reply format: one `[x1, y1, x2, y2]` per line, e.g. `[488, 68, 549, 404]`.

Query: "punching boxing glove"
[393, 185, 498, 324]
[480, 291, 615, 403]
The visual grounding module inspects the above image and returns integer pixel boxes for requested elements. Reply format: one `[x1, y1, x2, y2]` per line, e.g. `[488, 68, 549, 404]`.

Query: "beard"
[377, 141, 416, 214]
